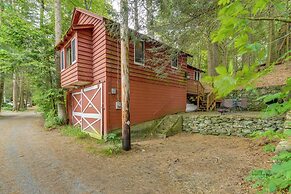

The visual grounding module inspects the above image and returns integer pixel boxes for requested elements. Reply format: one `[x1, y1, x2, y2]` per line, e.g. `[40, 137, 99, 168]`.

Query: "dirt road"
[0, 111, 271, 194]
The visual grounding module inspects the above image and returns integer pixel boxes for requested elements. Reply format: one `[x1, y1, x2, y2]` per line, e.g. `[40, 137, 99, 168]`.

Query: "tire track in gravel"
[0, 112, 101, 194]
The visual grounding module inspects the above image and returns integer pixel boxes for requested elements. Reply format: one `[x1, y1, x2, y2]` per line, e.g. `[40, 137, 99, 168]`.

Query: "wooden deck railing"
[206, 91, 216, 111]
[187, 80, 204, 96]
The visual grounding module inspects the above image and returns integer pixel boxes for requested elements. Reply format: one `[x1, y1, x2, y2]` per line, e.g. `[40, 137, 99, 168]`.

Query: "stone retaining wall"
[182, 115, 284, 137]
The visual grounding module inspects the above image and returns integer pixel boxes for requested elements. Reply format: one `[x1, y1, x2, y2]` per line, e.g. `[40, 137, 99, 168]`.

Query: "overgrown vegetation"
[44, 110, 65, 129]
[259, 78, 291, 117]
[246, 151, 291, 193]
[250, 130, 288, 141]
[58, 126, 122, 156]
[248, 129, 291, 193]
[60, 125, 90, 139]
[101, 133, 122, 156]
[263, 144, 276, 153]
[1, 102, 13, 111]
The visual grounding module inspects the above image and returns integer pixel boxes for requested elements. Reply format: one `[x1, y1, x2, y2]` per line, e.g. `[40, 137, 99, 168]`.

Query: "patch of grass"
[60, 125, 90, 139]
[283, 129, 291, 137]
[58, 128, 123, 156]
[263, 144, 276, 153]
[100, 144, 122, 156]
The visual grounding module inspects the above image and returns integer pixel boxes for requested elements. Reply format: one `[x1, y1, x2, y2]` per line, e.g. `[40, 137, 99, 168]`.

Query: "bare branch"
[244, 17, 291, 23]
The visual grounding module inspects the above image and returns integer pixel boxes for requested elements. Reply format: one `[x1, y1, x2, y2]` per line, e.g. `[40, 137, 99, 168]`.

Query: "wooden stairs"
[197, 91, 216, 111]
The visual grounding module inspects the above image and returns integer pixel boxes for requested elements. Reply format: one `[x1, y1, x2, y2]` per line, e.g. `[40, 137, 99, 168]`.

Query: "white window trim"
[60, 49, 65, 72]
[71, 38, 77, 65]
[171, 56, 178, 69]
[134, 40, 145, 66]
[195, 71, 200, 81]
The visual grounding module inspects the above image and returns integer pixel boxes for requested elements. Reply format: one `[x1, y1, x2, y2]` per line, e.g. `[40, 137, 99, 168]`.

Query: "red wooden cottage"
[56, 8, 205, 138]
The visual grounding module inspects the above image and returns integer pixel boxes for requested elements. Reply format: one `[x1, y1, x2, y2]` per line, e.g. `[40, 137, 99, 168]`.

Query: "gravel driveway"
[0, 110, 271, 194]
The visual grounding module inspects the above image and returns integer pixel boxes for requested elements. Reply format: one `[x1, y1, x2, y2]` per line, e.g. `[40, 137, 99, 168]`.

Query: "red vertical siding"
[77, 13, 107, 83]
[60, 30, 94, 87]
[105, 33, 188, 133]
[107, 77, 186, 130]
[187, 67, 195, 80]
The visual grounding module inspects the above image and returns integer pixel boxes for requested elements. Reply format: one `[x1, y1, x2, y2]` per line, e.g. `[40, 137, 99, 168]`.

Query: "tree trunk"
[146, 0, 154, 36]
[0, 74, 4, 112]
[233, 54, 238, 75]
[241, 54, 247, 67]
[134, 0, 139, 31]
[84, 0, 92, 10]
[0, 0, 3, 24]
[19, 73, 25, 109]
[220, 43, 228, 68]
[13, 72, 19, 111]
[54, 0, 67, 121]
[207, 39, 219, 76]
[267, 7, 277, 66]
[287, 23, 290, 58]
[120, 0, 131, 151]
[40, 0, 44, 28]
[207, 39, 213, 76]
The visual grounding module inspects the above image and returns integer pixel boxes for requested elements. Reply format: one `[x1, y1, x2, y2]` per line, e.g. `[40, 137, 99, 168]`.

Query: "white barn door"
[71, 84, 103, 137]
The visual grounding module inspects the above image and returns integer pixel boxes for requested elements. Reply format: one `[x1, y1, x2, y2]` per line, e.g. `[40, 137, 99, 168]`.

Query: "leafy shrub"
[60, 125, 90, 139]
[250, 130, 287, 141]
[259, 78, 291, 118]
[105, 133, 120, 143]
[246, 152, 291, 193]
[44, 110, 64, 129]
[102, 133, 122, 155]
[273, 151, 291, 163]
[1, 102, 13, 111]
[263, 144, 276, 153]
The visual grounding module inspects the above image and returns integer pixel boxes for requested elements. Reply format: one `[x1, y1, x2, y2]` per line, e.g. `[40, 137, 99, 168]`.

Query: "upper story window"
[71, 38, 76, 63]
[134, 40, 145, 65]
[60, 49, 65, 71]
[195, 71, 200, 81]
[66, 46, 72, 66]
[171, 56, 178, 69]
[65, 38, 77, 67]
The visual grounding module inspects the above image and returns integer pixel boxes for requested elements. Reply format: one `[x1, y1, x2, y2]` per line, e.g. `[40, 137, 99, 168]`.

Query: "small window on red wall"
[66, 46, 72, 66]
[71, 38, 76, 63]
[195, 71, 200, 81]
[65, 38, 77, 67]
[60, 49, 64, 71]
[171, 56, 178, 69]
[134, 40, 145, 65]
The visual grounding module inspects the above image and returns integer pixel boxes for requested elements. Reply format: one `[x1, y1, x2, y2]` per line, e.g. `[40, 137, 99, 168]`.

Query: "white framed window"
[66, 45, 72, 67]
[71, 38, 77, 64]
[65, 37, 77, 67]
[171, 56, 178, 69]
[60, 49, 65, 71]
[134, 40, 145, 65]
[195, 71, 200, 81]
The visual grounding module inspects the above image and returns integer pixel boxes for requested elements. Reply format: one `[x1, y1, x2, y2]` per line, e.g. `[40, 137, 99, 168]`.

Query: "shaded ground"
[0, 110, 272, 194]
